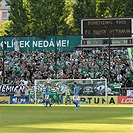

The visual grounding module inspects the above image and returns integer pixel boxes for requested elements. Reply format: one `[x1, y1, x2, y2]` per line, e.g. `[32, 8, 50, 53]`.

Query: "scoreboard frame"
[81, 18, 133, 40]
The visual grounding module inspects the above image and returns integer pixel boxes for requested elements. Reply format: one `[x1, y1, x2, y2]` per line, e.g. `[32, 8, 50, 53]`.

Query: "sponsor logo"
[10, 96, 28, 104]
[0, 100, 8, 104]
[79, 96, 116, 104]
[118, 96, 133, 104]
[94, 83, 105, 95]
[62, 96, 118, 104]
[0, 96, 10, 104]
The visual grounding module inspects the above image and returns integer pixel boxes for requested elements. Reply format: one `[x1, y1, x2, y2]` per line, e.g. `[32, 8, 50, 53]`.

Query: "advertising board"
[118, 96, 133, 104]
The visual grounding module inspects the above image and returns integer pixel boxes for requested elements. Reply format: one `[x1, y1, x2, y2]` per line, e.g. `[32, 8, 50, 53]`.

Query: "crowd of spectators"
[0, 48, 133, 88]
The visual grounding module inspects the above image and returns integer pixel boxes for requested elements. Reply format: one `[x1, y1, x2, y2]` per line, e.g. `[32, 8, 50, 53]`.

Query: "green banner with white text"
[0, 36, 81, 52]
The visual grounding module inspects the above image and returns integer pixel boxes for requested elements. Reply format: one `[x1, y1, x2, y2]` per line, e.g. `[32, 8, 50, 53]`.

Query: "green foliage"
[6, 0, 30, 36]
[27, 0, 65, 36]
[5, 0, 66, 36]
[62, 0, 76, 35]
[96, 0, 132, 18]
[0, 20, 12, 36]
[72, 0, 96, 34]
[2, 0, 133, 36]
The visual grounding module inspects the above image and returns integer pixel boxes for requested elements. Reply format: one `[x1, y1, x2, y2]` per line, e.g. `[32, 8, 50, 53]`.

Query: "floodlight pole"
[132, 0, 133, 17]
[2, 37, 6, 84]
[108, 35, 111, 83]
[54, 23, 58, 79]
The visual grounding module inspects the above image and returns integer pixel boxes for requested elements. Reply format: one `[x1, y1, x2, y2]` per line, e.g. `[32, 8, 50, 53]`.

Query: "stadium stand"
[0, 48, 133, 95]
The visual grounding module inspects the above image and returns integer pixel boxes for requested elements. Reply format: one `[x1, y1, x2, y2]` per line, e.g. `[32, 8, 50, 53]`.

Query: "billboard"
[118, 96, 133, 104]
[0, 36, 81, 52]
[62, 96, 118, 104]
[10, 96, 28, 104]
[0, 84, 25, 96]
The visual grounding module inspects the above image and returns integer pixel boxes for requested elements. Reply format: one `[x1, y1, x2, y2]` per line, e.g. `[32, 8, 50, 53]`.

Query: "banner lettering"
[0, 84, 25, 96]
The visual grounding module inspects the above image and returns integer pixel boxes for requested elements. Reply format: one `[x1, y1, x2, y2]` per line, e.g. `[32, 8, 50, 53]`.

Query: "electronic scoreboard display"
[81, 18, 132, 39]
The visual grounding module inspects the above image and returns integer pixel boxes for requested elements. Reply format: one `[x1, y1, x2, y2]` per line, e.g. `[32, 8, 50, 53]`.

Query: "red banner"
[118, 96, 133, 104]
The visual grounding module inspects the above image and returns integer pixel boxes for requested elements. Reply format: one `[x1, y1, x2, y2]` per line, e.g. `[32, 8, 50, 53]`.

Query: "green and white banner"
[35, 79, 107, 96]
[0, 36, 81, 52]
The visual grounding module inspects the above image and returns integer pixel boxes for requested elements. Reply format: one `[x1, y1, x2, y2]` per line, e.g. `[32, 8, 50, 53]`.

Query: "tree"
[6, 0, 30, 36]
[5, 0, 66, 36]
[0, 20, 12, 36]
[61, 0, 76, 35]
[3, 0, 133, 36]
[96, 0, 132, 18]
[72, 0, 96, 34]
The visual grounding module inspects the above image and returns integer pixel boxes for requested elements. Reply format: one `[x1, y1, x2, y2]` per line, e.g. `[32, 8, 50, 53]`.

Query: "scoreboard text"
[81, 18, 132, 39]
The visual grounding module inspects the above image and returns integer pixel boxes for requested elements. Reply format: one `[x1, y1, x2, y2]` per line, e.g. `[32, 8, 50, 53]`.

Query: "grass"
[0, 104, 133, 133]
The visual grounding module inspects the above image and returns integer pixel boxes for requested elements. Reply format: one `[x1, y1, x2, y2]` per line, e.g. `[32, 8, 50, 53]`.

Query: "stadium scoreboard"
[81, 18, 133, 46]
[81, 18, 132, 39]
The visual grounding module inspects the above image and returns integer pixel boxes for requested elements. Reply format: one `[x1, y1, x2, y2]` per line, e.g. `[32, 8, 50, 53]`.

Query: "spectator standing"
[14, 86, 21, 104]
[24, 86, 29, 103]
